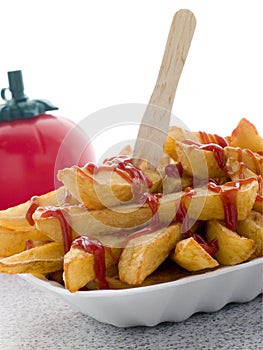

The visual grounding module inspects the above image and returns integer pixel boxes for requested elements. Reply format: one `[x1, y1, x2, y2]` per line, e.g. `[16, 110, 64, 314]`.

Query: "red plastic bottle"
[0, 70, 94, 209]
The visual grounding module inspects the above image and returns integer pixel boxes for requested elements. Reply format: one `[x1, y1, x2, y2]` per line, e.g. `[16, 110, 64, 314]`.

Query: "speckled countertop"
[0, 274, 261, 350]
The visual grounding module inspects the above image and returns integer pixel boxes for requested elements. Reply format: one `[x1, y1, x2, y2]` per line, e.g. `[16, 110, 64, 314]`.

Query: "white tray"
[21, 257, 263, 327]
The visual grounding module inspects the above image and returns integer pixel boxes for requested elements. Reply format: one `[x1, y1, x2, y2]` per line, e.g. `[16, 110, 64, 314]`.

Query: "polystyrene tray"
[21, 257, 262, 327]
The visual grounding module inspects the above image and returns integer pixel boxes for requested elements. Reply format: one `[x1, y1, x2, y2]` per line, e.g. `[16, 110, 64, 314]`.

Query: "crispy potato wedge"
[0, 242, 64, 274]
[164, 126, 199, 161]
[0, 186, 78, 229]
[175, 141, 226, 178]
[187, 178, 258, 221]
[33, 203, 156, 242]
[224, 146, 263, 176]
[237, 211, 263, 258]
[118, 224, 182, 285]
[0, 226, 50, 257]
[63, 247, 95, 292]
[164, 125, 228, 161]
[57, 165, 162, 210]
[206, 220, 256, 265]
[230, 118, 263, 153]
[225, 158, 262, 213]
[63, 245, 121, 293]
[33, 179, 258, 242]
[170, 237, 219, 271]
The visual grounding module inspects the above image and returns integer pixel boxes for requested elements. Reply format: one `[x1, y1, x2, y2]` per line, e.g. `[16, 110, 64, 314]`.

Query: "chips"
[0, 118, 262, 292]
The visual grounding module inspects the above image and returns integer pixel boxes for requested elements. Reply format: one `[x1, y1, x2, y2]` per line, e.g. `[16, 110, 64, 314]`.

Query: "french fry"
[33, 178, 258, 243]
[0, 186, 78, 229]
[175, 141, 226, 178]
[63, 245, 121, 293]
[33, 203, 155, 242]
[0, 242, 64, 274]
[164, 125, 228, 162]
[170, 237, 219, 271]
[186, 178, 258, 221]
[118, 224, 182, 285]
[57, 165, 162, 210]
[237, 211, 263, 258]
[0, 226, 50, 257]
[230, 118, 263, 153]
[164, 126, 199, 161]
[225, 158, 262, 213]
[206, 220, 256, 265]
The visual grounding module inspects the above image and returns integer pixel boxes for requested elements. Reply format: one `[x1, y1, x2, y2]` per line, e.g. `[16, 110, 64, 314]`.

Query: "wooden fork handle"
[133, 10, 196, 168]
[149, 9, 196, 111]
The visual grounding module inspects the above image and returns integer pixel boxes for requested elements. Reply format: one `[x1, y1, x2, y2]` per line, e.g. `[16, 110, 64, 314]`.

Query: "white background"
[0, 0, 262, 157]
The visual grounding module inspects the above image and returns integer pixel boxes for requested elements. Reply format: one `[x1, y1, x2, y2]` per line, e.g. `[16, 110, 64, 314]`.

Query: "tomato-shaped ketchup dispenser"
[0, 70, 94, 209]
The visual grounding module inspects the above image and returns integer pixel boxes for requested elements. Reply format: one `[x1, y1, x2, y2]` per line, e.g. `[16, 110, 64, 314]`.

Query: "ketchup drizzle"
[25, 196, 39, 226]
[85, 156, 152, 189]
[72, 236, 109, 289]
[198, 131, 228, 148]
[184, 231, 219, 256]
[199, 144, 225, 169]
[235, 147, 262, 175]
[208, 178, 256, 231]
[136, 192, 163, 225]
[182, 140, 226, 171]
[85, 155, 161, 222]
[116, 191, 164, 247]
[174, 188, 219, 257]
[175, 189, 195, 233]
[245, 148, 261, 174]
[41, 208, 72, 253]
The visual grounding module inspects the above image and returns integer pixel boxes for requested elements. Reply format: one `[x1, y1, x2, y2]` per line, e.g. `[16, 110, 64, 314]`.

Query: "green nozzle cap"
[0, 70, 58, 122]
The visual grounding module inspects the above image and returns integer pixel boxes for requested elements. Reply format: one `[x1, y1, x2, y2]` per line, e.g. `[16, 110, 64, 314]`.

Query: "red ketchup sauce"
[85, 156, 152, 189]
[175, 189, 218, 256]
[182, 140, 226, 170]
[175, 189, 195, 233]
[244, 148, 261, 174]
[40, 208, 72, 253]
[256, 175, 263, 202]
[25, 196, 39, 225]
[198, 131, 228, 148]
[199, 144, 225, 169]
[136, 192, 163, 225]
[184, 231, 219, 256]
[72, 236, 109, 289]
[117, 192, 164, 247]
[208, 178, 256, 231]
[236, 147, 262, 175]
[85, 156, 164, 248]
